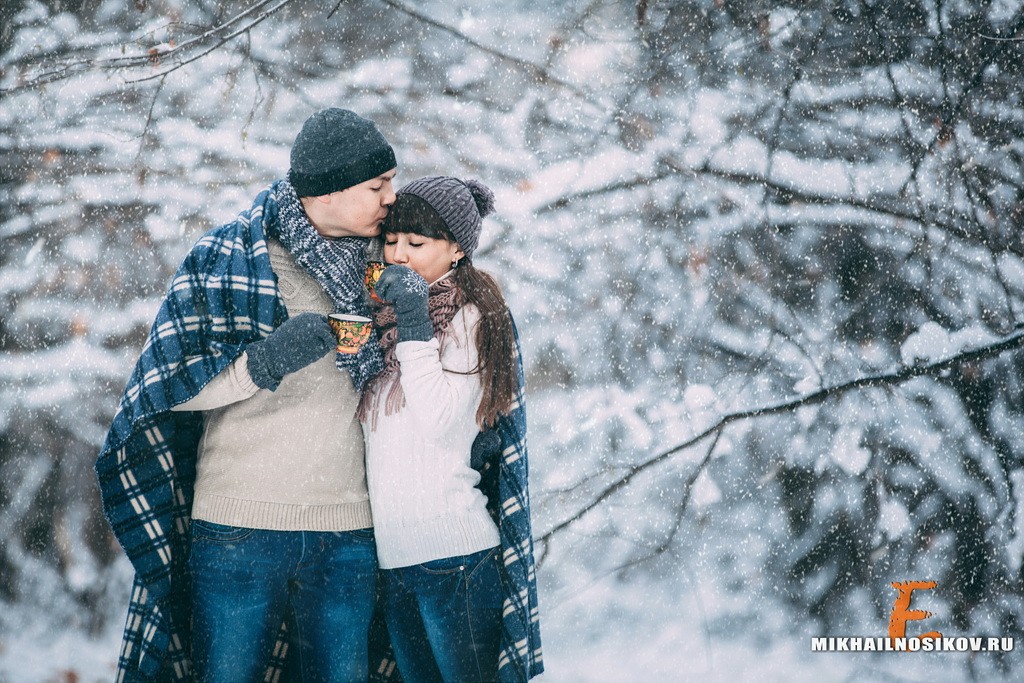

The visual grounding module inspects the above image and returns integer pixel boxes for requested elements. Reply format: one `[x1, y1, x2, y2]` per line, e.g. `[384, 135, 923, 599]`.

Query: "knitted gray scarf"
[269, 178, 383, 390]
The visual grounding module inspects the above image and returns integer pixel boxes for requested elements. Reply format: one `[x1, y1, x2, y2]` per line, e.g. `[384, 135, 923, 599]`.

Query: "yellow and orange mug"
[327, 314, 373, 354]
[366, 261, 386, 303]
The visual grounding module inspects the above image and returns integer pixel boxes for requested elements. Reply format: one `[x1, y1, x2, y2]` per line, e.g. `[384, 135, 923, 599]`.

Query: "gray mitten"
[376, 265, 434, 343]
[246, 312, 337, 391]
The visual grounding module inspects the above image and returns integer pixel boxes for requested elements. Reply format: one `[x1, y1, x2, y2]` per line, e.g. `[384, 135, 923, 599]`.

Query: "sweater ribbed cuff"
[235, 352, 260, 394]
[192, 493, 373, 532]
[398, 316, 435, 343]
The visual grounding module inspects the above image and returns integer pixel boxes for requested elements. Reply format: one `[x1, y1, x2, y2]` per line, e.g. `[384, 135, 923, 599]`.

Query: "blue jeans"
[381, 546, 502, 683]
[188, 520, 377, 683]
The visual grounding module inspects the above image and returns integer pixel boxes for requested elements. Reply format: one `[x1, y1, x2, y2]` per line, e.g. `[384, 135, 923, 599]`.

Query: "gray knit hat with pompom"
[395, 176, 495, 258]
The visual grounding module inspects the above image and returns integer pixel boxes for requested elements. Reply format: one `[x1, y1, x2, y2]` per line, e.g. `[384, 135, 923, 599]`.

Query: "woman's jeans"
[189, 520, 377, 683]
[381, 546, 502, 683]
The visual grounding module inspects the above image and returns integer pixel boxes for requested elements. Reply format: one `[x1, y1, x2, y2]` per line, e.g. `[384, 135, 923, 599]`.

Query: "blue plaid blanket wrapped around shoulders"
[95, 182, 543, 681]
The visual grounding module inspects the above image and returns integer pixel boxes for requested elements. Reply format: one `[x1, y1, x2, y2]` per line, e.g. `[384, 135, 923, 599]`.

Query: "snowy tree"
[2, 0, 1024, 679]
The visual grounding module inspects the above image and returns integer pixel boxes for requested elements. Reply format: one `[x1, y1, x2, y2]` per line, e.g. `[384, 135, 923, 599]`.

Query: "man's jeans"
[189, 520, 377, 683]
[381, 546, 502, 683]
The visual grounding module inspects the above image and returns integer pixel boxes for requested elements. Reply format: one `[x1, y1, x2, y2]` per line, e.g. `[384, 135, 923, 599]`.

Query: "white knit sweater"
[362, 304, 500, 569]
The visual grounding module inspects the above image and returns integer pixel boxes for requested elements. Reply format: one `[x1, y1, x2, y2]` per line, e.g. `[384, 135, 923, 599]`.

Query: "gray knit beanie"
[288, 108, 397, 197]
[395, 176, 495, 258]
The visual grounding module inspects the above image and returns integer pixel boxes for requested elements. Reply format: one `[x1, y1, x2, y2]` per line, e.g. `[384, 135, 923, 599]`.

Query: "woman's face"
[383, 232, 464, 284]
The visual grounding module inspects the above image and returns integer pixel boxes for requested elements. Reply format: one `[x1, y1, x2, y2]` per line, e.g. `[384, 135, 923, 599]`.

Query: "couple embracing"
[96, 108, 543, 683]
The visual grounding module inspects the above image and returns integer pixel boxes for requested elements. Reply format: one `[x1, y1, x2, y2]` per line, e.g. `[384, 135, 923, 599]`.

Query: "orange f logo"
[889, 581, 941, 641]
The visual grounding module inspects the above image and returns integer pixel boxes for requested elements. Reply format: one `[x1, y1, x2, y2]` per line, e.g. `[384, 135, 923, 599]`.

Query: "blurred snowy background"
[3, 0, 1024, 680]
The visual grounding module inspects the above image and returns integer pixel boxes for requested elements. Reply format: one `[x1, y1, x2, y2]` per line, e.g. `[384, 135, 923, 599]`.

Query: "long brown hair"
[452, 260, 517, 428]
[379, 193, 517, 427]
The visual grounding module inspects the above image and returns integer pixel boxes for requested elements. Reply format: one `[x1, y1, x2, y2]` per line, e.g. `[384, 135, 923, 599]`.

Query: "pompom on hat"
[392, 176, 495, 258]
[288, 108, 396, 197]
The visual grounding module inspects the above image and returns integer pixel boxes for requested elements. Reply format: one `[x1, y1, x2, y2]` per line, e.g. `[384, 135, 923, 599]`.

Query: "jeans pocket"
[190, 518, 257, 544]
[420, 547, 499, 578]
[419, 554, 471, 576]
[348, 527, 375, 541]
[467, 546, 500, 582]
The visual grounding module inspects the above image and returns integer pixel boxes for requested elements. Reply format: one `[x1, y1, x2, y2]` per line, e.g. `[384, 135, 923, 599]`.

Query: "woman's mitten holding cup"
[246, 312, 336, 391]
[376, 265, 433, 342]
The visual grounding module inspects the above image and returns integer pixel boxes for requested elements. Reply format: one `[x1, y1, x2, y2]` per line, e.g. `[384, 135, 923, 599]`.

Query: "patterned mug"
[365, 261, 386, 303]
[327, 314, 373, 354]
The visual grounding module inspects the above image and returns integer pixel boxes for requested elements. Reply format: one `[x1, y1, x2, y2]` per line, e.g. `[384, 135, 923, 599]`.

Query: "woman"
[359, 176, 542, 682]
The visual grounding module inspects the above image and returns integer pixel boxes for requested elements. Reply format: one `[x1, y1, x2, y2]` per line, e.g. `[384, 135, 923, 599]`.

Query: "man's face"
[308, 168, 397, 238]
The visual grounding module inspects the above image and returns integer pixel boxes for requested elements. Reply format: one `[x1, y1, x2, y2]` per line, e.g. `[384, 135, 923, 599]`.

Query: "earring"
[451, 259, 460, 269]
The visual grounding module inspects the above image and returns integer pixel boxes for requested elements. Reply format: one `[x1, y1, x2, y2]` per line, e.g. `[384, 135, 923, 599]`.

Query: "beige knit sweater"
[171, 238, 371, 531]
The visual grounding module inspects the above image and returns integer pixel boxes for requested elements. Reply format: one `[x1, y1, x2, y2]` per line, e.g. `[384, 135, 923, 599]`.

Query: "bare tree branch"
[125, 0, 294, 85]
[897, 8, 1024, 201]
[535, 157, 999, 251]
[534, 166, 676, 213]
[133, 74, 167, 165]
[539, 327, 1024, 543]
[1, 0, 295, 94]
[327, 0, 349, 20]
[376, 0, 605, 108]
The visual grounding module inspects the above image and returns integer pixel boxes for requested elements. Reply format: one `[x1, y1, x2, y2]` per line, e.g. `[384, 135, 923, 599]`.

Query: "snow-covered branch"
[1, 0, 295, 94]
[377, 0, 602, 105]
[534, 157, 1011, 253]
[539, 327, 1024, 544]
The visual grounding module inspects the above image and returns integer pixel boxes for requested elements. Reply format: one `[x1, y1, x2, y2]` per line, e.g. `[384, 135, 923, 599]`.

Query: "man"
[97, 108, 397, 682]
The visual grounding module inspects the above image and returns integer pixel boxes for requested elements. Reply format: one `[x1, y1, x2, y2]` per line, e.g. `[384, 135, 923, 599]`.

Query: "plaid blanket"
[482, 323, 545, 681]
[95, 183, 299, 681]
[96, 183, 542, 681]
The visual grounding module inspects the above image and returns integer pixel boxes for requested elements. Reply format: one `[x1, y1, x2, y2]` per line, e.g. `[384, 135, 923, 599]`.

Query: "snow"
[0, 618, 122, 683]
[350, 57, 412, 91]
[793, 375, 820, 394]
[682, 384, 720, 435]
[879, 497, 911, 539]
[707, 136, 769, 176]
[900, 322, 1000, 366]
[691, 468, 722, 508]
[5, 0, 1024, 681]
[829, 427, 871, 476]
[559, 43, 628, 88]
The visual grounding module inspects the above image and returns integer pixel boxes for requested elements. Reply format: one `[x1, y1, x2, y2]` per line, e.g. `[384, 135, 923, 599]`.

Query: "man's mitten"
[246, 312, 337, 390]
